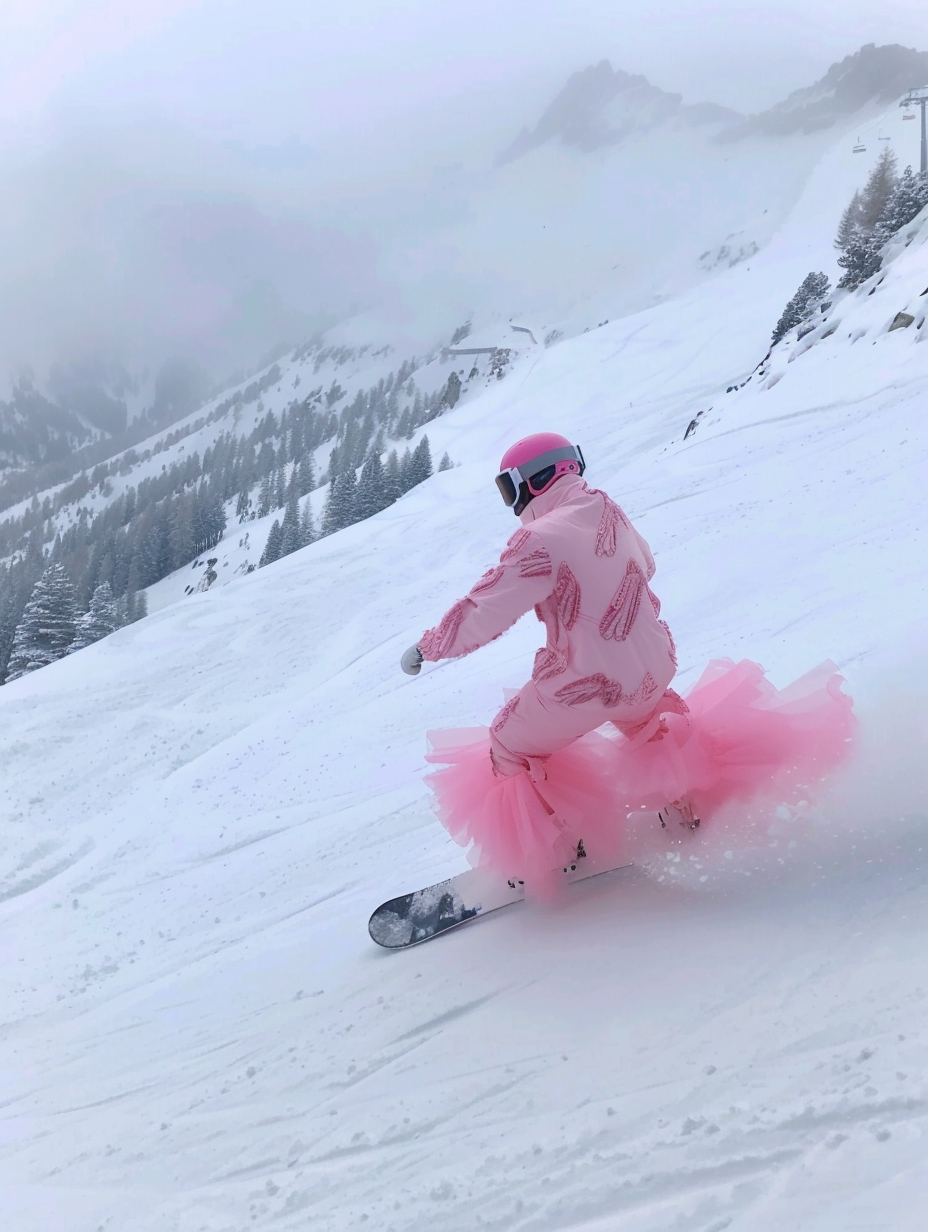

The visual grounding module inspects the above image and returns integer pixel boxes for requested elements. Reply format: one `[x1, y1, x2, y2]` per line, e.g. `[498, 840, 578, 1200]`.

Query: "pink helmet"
[495, 432, 585, 514]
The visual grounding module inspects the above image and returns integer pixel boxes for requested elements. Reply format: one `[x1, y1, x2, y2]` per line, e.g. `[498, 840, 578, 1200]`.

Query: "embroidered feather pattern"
[419, 598, 470, 660]
[599, 559, 646, 642]
[624, 671, 659, 707]
[554, 673, 626, 707]
[594, 497, 617, 556]
[660, 686, 689, 717]
[492, 693, 521, 733]
[553, 562, 581, 629]
[532, 647, 568, 684]
[518, 547, 553, 579]
[501, 528, 532, 562]
[589, 490, 630, 557]
[470, 566, 505, 595]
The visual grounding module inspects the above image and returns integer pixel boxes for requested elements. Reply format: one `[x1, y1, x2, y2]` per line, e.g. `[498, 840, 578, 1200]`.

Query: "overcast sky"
[4, 0, 926, 136]
[1, 0, 926, 384]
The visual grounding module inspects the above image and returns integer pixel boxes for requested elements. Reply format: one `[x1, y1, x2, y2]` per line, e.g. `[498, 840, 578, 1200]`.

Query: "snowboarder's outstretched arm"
[417, 527, 555, 662]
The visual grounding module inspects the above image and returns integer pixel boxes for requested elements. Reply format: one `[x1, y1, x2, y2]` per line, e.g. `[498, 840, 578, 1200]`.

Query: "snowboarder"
[401, 432, 855, 895]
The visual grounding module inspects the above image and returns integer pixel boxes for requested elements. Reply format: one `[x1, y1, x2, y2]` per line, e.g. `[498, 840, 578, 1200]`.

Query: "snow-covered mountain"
[0, 357, 209, 477]
[0, 381, 98, 473]
[326, 44, 928, 345]
[498, 43, 928, 164]
[2, 103, 928, 1231]
[726, 42, 928, 138]
[496, 60, 741, 163]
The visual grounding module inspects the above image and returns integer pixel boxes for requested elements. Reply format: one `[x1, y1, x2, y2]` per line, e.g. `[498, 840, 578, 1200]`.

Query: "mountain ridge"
[496, 60, 741, 164]
[499, 42, 928, 161]
[723, 42, 928, 139]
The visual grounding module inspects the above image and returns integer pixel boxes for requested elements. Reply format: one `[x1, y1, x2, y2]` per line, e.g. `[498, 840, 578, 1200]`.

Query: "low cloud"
[0, 116, 381, 384]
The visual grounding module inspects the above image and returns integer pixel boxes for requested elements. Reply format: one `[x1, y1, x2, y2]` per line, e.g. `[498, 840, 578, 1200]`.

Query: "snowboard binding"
[508, 840, 588, 888]
[562, 837, 587, 874]
[658, 800, 701, 832]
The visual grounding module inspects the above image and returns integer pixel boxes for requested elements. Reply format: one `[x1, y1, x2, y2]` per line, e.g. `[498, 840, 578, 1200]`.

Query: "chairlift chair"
[852, 138, 866, 153]
[902, 111, 915, 121]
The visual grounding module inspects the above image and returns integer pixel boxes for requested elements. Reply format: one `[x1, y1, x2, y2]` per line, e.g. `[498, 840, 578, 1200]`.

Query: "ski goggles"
[495, 444, 585, 507]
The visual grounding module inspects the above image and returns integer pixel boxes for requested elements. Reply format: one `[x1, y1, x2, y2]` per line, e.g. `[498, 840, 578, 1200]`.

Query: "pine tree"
[835, 191, 862, 251]
[880, 165, 928, 236]
[69, 581, 118, 652]
[6, 563, 78, 680]
[259, 519, 283, 567]
[197, 485, 226, 552]
[438, 452, 453, 472]
[355, 453, 386, 521]
[0, 584, 17, 683]
[410, 435, 433, 487]
[339, 468, 359, 526]
[321, 477, 337, 536]
[0, 563, 40, 683]
[279, 482, 303, 558]
[273, 466, 286, 510]
[834, 148, 900, 291]
[299, 499, 314, 546]
[837, 228, 883, 290]
[124, 555, 143, 624]
[771, 272, 831, 345]
[139, 504, 171, 586]
[289, 414, 304, 463]
[858, 146, 898, 231]
[321, 469, 361, 535]
[257, 474, 273, 518]
[170, 492, 195, 569]
[384, 450, 401, 505]
[297, 453, 315, 497]
[398, 447, 413, 495]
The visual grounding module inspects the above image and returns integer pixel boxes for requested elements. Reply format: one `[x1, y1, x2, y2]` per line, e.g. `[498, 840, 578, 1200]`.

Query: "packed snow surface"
[3, 120, 928, 1230]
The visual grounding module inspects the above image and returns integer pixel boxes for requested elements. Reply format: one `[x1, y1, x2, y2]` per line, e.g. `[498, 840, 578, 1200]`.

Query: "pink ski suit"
[419, 475, 679, 774]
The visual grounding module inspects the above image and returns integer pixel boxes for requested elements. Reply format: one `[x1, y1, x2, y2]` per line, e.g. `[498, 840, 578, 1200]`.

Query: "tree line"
[770, 151, 928, 348]
[259, 437, 451, 568]
[835, 149, 928, 291]
[1, 353, 455, 682]
[4, 565, 142, 683]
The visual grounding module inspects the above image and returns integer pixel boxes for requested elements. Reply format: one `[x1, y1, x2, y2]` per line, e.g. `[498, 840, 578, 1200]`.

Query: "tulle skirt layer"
[609, 658, 857, 816]
[424, 659, 856, 896]
[425, 725, 623, 898]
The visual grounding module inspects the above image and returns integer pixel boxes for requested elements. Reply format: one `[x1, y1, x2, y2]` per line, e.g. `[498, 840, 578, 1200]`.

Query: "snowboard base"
[368, 855, 633, 949]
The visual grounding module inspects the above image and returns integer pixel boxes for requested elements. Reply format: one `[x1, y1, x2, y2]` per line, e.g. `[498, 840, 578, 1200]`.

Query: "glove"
[401, 645, 423, 676]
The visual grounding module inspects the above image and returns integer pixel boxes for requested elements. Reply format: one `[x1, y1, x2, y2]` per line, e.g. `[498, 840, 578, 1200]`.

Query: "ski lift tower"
[900, 86, 928, 175]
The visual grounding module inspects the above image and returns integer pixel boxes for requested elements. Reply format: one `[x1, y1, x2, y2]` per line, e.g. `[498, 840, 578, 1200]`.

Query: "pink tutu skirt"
[425, 659, 856, 897]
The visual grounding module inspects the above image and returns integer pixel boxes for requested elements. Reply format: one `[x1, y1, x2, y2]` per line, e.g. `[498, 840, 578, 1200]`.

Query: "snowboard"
[368, 848, 633, 949]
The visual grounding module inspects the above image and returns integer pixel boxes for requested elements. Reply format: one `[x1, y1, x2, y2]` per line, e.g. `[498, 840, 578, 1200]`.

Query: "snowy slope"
[3, 120, 928, 1232]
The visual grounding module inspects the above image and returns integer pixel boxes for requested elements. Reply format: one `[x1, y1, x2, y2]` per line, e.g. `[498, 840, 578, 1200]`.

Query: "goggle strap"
[508, 445, 583, 482]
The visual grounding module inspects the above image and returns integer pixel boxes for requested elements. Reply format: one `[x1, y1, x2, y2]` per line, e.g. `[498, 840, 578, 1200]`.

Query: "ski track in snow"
[3, 113, 928, 1230]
